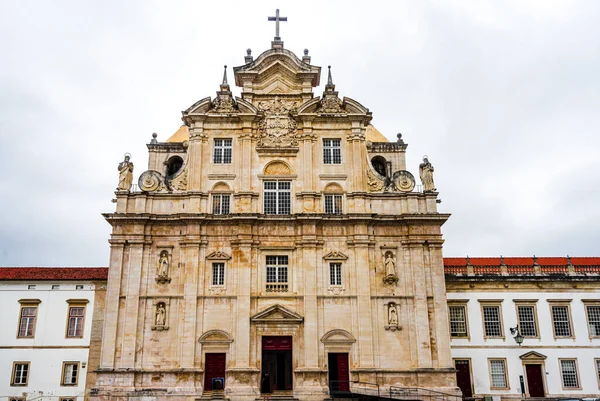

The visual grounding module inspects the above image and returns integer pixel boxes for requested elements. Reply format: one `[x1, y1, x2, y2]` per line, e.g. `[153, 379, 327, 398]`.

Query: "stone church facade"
[92, 35, 457, 401]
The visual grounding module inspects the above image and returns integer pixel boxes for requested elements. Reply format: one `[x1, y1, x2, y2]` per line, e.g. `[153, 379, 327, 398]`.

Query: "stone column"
[188, 121, 206, 192]
[408, 243, 433, 368]
[428, 242, 452, 368]
[120, 241, 145, 368]
[180, 241, 201, 369]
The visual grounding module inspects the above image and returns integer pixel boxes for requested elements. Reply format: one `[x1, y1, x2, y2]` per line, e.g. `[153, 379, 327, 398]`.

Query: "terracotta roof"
[444, 257, 600, 266]
[0, 267, 108, 281]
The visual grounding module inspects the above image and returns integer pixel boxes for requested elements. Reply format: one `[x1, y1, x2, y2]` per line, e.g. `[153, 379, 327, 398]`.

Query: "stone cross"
[268, 9, 287, 41]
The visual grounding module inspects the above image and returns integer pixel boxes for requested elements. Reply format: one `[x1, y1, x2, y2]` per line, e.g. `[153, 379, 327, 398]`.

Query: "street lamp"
[510, 325, 524, 346]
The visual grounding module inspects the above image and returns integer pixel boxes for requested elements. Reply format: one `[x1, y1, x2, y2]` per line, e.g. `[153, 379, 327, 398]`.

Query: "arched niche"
[324, 182, 344, 194]
[211, 182, 232, 193]
[263, 160, 292, 176]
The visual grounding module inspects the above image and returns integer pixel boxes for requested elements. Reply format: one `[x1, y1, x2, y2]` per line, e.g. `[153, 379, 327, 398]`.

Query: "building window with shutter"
[516, 305, 538, 337]
[266, 256, 288, 292]
[323, 139, 342, 164]
[481, 304, 503, 338]
[61, 362, 79, 386]
[212, 263, 225, 286]
[213, 139, 232, 164]
[329, 263, 342, 286]
[212, 194, 231, 215]
[11, 362, 30, 386]
[488, 359, 508, 389]
[559, 359, 580, 389]
[448, 305, 468, 338]
[264, 181, 291, 215]
[551, 304, 573, 338]
[66, 305, 86, 338]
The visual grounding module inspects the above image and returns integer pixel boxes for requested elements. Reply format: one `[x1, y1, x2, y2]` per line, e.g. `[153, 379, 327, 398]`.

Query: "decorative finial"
[500, 255, 504, 265]
[327, 65, 334, 86]
[566, 255, 572, 265]
[247, 48, 252, 55]
[533, 255, 538, 265]
[304, 49, 309, 56]
[245, 49, 253, 63]
[466, 255, 471, 265]
[302, 48, 311, 63]
[396, 133, 404, 144]
[222, 65, 228, 86]
[268, 9, 287, 45]
[151, 132, 158, 144]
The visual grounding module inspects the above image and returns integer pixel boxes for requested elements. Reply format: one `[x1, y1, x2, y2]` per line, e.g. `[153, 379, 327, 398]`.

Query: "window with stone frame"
[61, 362, 79, 386]
[324, 194, 343, 214]
[595, 358, 600, 384]
[482, 305, 503, 337]
[11, 362, 29, 386]
[586, 304, 600, 337]
[323, 138, 342, 164]
[329, 263, 342, 286]
[266, 256, 288, 292]
[212, 263, 225, 286]
[559, 359, 579, 388]
[489, 359, 508, 388]
[264, 181, 291, 215]
[17, 304, 38, 338]
[448, 305, 468, 338]
[551, 305, 572, 337]
[66, 305, 85, 338]
[213, 138, 232, 164]
[212, 194, 231, 215]
[59, 398, 75, 401]
[9, 398, 25, 401]
[517, 305, 538, 337]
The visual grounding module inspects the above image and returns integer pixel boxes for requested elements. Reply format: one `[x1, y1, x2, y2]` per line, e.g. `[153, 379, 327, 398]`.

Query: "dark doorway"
[328, 353, 350, 393]
[525, 364, 545, 397]
[204, 353, 226, 391]
[454, 360, 473, 398]
[261, 336, 293, 392]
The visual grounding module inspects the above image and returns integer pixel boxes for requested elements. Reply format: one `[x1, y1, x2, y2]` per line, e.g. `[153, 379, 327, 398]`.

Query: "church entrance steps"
[197, 389, 230, 401]
[255, 393, 300, 401]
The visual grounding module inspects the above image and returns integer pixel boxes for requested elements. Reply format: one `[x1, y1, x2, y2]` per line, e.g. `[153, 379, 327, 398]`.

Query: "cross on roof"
[268, 9, 287, 41]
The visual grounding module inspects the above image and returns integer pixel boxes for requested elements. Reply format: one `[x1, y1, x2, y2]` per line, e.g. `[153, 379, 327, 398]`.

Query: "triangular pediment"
[323, 251, 349, 261]
[519, 351, 546, 360]
[250, 304, 304, 324]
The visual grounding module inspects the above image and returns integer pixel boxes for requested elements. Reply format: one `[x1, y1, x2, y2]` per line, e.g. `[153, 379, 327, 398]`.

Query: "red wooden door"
[525, 364, 545, 397]
[336, 353, 350, 391]
[454, 360, 473, 398]
[204, 353, 226, 391]
[262, 336, 292, 351]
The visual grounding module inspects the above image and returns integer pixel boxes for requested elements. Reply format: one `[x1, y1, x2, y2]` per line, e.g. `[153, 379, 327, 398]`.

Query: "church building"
[92, 12, 458, 401]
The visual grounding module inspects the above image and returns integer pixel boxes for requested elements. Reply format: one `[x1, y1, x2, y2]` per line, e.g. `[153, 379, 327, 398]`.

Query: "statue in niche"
[117, 153, 134, 191]
[383, 252, 399, 285]
[158, 251, 169, 278]
[155, 303, 166, 326]
[419, 156, 436, 192]
[388, 303, 398, 326]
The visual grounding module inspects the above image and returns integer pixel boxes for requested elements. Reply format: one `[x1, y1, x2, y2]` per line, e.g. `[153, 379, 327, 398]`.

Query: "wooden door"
[525, 364, 545, 397]
[204, 353, 226, 391]
[454, 360, 473, 398]
[328, 353, 350, 392]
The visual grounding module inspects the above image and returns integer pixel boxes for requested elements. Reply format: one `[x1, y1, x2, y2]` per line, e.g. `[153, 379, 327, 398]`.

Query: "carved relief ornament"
[256, 97, 299, 148]
[367, 169, 385, 192]
[206, 251, 232, 260]
[323, 251, 349, 260]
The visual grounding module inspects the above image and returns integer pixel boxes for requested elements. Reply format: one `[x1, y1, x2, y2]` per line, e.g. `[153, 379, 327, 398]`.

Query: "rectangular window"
[560, 359, 579, 388]
[10, 398, 25, 401]
[552, 305, 572, 337]
[212, 263, 225, 286]
[266, 256, 288, 292]
[67, 306, 85, 338]
[18, 306, 37, 338]
[61, 362, 79, 386]
[60, 398, 75, 401]
[323, 139, 342, 164]
[329, 263, 342, 286]
[75, 285, 84, 290]
[212, 194, 231, 215]
[482, 305, 503, 337]
[489, 359, 508, 388]
[449, 305, 468, 338]
[595, 358, 600, 385]
[324, 194, 343, 214]
[52, 285, 60, 290]
[264, 181, 291, 215]
[517, 305, 537, 337]
[213, 139, 232, 164]
[586, 305, 600, 337]
[28, 285, 35, 290]
[11, 362, 29, 386]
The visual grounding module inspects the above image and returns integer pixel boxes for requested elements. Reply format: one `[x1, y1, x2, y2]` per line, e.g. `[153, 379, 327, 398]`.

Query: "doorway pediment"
[250, 304, 304, 324]
[520, 351, 547, 360]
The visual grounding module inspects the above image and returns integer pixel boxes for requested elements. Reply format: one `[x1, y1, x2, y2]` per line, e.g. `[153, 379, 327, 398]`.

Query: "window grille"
[212, 263, 225, 286]
[324, 194, 343, 214]
[483, 306, 502, 337]
[266, 256, 288, 292]
[552, 306, 572, 337]
[67, 307, 85, 337]
[264, 181, 291, 215]
[560, 360, 578, 388]
[18, 307, 37, 338]
[329, 263, 342, 286]
[587, 305, 600, 336]
[449, 306, 467, 337]
[212, 194, 231, 215]
[62, 363, 78, 385]
[213, 139, 232, 164]
[323, 139, 342, 164]
[489, 360, 507, 388]
[12, 363, 29, 385]
[517, 306, 537, 337]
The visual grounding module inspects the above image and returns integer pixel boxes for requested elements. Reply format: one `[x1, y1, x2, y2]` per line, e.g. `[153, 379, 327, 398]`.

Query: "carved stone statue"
[419, 156, 436, 192]
[155, 303, 166, 326]
[385, 253, 396, 277]
[117, 154, 134, 191]
[388, 304, 398, 326]
[158, 251, 169, 278]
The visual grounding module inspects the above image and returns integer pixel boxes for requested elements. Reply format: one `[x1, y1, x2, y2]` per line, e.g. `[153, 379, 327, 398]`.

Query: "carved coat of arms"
[256, 97, 298, 148]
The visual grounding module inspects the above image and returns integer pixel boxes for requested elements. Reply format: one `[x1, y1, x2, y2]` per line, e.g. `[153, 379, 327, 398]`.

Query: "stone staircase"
[197, 389, 230, 401]
[255, 392, 300, 401]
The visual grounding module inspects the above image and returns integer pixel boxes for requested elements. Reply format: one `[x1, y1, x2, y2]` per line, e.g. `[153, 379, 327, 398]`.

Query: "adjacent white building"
[0, 267, 107, 401]
[445, 257, 600, 399]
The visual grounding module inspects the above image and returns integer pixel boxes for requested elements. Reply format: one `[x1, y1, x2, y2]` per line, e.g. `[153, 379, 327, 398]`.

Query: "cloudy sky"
[1, 1, 599, 266]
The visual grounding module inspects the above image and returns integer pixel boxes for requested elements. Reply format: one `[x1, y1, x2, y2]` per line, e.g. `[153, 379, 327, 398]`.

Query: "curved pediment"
[250, 304, 304, 324]
[297, 97, 321, 114]
[342, 97, 370, 115]
[198, 329, 234, 344]
[321, 329, 356, 344]
[183, 97, 212, 115]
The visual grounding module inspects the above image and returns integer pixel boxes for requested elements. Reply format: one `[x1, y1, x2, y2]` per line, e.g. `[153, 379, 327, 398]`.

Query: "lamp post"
[510, 325, 524, 346]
